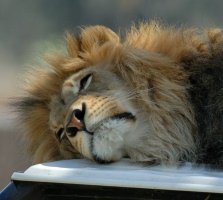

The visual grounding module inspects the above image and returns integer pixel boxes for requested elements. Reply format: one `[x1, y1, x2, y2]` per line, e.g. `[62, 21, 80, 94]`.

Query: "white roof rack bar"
[11, 158, 223, 194]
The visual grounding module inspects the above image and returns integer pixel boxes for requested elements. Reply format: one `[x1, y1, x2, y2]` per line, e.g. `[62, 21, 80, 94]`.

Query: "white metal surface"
[11, 159, 223, 193]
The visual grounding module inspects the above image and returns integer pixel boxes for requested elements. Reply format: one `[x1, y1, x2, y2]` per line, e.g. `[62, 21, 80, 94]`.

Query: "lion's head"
[14, 22, 197, 165]
[50, 62, 139, 163]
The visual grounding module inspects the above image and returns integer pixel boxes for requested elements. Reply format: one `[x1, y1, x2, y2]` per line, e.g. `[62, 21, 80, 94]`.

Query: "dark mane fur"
[184, 44, 223, 168]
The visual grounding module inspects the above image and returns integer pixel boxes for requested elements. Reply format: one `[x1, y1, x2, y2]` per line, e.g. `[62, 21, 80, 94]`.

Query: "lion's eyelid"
[79, 74, 93, 91]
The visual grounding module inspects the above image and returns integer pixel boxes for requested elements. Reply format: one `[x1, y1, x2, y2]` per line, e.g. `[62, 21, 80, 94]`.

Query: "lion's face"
[49, 66, 139, 163]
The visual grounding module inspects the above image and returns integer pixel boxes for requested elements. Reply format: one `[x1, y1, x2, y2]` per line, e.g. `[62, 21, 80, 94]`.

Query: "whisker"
[108, 86, 153, 104]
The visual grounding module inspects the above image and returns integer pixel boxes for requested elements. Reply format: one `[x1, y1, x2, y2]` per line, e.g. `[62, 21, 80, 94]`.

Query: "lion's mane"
[13, 21, 223, 168]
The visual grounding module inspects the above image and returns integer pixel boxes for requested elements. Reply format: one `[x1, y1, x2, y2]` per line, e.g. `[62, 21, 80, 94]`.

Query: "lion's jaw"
[64, 95, 139, 163]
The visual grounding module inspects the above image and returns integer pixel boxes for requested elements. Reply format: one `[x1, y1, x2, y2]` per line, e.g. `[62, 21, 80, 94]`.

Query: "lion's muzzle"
[60, 95, 137, 163]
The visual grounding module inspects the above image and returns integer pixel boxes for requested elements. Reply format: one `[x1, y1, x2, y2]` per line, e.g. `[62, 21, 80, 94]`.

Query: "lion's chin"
[67, 116, 137, 164]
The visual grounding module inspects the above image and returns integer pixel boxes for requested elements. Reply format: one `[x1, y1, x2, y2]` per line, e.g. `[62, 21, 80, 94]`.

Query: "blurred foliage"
[1, 0, 223, 66]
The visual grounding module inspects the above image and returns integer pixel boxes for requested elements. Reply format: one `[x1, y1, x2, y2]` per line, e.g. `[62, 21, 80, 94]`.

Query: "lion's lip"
[88, 112, 136, 133]
[109, 112, 136, 121]
[96, 112, 136, 127]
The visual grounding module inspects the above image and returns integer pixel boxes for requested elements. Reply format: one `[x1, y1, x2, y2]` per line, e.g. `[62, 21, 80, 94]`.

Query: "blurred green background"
[1, 0, 223, 190]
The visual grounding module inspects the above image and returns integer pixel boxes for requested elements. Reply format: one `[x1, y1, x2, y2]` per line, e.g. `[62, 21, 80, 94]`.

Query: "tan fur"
[14, 21, 223, 166]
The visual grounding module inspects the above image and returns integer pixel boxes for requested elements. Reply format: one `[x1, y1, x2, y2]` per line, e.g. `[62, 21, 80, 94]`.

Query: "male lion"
[14, 21, 223, 169]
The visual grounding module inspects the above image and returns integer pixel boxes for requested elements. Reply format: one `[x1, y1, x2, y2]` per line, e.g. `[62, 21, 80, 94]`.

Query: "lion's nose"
[66, 103, 93, 137]
[66, 105, 85, 137]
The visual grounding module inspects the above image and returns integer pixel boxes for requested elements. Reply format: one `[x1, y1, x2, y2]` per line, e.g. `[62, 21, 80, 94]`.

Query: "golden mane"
[13, 21, 223, 168]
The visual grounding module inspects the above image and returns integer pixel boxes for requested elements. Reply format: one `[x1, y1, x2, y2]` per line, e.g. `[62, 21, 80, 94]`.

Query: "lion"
[13, 21, 223, 169]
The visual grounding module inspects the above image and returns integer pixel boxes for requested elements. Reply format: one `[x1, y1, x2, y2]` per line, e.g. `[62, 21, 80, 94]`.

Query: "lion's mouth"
[60, 101, 136, 139]
[109, 112, 136, 121]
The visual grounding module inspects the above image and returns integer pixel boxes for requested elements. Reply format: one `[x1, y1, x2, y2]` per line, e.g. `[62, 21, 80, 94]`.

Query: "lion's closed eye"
[57, 128, 65, 140]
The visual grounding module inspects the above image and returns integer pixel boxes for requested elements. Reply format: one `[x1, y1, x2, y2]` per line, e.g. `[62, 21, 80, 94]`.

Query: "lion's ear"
[79, 26, 120, 52]
[65, 32, 80, 58]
